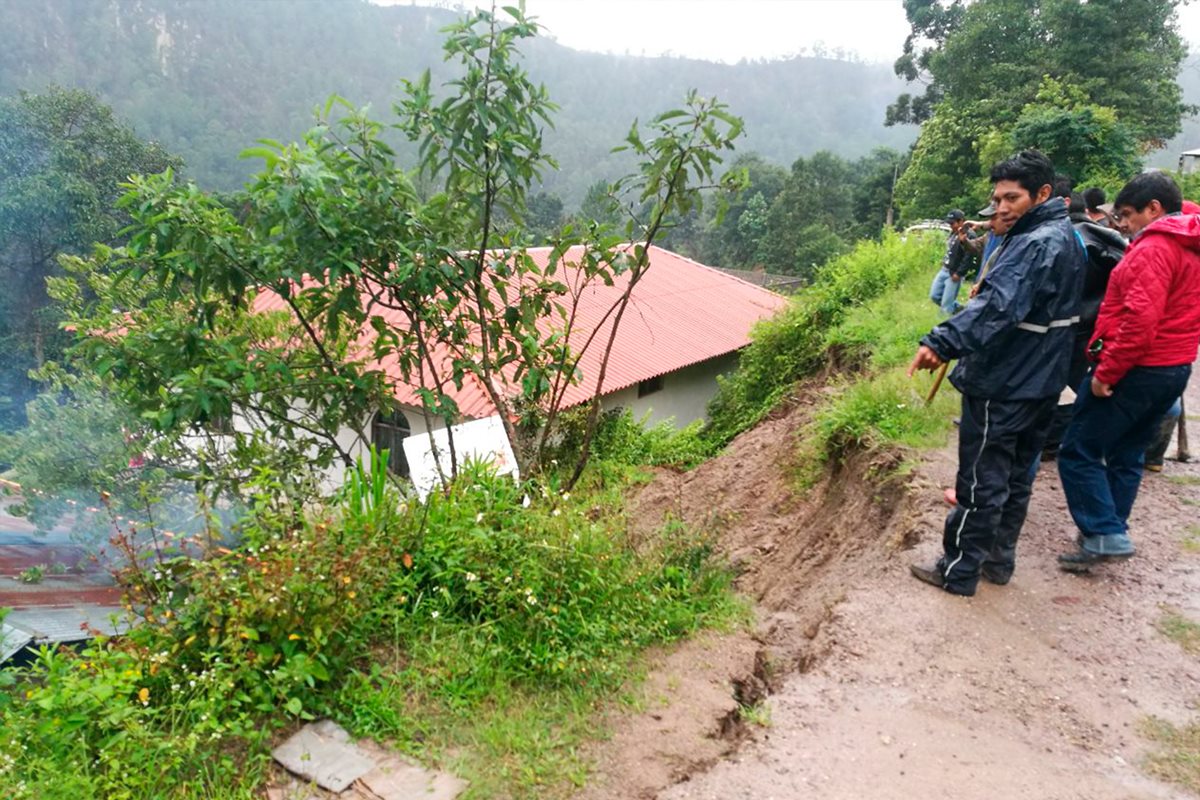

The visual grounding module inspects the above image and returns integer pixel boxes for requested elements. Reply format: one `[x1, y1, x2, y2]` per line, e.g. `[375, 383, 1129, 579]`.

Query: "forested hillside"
[0, 0, 916, 201]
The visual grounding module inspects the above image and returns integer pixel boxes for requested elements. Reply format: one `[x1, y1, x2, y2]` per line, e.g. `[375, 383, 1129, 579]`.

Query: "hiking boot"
[909, 562, 945, 589]
[1057, 546, 1135, 573]
[980, 564, 1012, 585]
[909, 563, 975, 596]
[1145, 462, 1163, 473]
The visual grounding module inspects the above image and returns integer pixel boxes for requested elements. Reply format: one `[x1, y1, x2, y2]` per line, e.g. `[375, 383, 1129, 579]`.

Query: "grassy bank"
[706, 231, 957, 473]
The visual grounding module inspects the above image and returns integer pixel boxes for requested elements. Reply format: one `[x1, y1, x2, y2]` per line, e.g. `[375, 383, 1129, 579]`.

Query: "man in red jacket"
[1057, 172, 1200, 570]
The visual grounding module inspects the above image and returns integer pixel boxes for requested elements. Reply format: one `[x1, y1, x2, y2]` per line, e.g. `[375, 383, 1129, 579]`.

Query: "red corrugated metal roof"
[252, 245, 788, 417]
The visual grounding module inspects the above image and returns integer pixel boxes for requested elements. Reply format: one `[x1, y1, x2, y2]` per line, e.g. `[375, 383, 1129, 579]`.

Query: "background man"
[929, 209, 977, 315]
[1056, 172, 1200, 570]
[908, 151, 1085, 596]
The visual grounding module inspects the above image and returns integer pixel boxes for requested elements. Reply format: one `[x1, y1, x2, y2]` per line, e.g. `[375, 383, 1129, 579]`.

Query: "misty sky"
[379, 0, 1200, 66]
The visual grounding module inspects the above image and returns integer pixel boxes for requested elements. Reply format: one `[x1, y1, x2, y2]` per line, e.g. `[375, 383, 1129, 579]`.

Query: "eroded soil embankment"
[577, 387, 930, 800]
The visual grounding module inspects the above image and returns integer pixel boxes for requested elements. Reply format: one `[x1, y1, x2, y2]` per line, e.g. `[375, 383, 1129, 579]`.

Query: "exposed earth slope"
[580, 372, 1200, 799]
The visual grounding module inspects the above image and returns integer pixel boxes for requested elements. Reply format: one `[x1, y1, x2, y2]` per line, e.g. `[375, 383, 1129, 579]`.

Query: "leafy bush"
[588, 409, 713, 469]
[0, 459, 740, 798]
[705, 231, 944, 445]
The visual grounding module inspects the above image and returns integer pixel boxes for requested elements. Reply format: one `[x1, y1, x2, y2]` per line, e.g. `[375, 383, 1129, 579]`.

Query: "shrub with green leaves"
[0, 458, 739, 799]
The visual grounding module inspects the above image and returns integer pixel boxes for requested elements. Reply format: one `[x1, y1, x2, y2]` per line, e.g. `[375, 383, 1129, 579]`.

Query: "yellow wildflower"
[137, 688, 150, 705]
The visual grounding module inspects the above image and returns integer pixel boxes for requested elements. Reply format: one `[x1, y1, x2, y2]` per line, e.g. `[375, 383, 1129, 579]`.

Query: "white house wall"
[596, 352, 740, 428]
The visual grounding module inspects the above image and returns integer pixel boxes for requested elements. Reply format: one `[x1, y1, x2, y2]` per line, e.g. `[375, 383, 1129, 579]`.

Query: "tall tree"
[888, 0, 1191, 219]
[0, 86, 180, 429]
[888, 0, 1189, 144]
[758, 151, 854, 279]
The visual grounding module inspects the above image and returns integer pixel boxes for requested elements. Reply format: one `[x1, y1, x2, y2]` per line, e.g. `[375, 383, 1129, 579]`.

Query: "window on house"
[371, 408, 412, 477]
[637, 375, 664, 398]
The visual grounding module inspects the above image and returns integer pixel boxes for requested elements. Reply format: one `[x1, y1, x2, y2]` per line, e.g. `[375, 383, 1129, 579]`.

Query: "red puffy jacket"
[1090, 213, 1200, 386]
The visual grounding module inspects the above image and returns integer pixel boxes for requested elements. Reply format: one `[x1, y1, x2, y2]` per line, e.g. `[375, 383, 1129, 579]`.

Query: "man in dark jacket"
[1056, 172, 1200, 569]
[907, 151, 1086, 596]
[1041, 193, 1127, 459]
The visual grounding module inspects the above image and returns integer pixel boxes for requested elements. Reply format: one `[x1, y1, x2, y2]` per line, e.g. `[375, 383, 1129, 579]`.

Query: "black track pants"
[940, 393, 1057, 595]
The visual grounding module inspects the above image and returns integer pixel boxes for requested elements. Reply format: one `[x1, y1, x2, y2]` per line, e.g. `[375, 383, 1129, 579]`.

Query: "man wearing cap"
[929, 209, 977, 315]
[908, 150, 1085, 596]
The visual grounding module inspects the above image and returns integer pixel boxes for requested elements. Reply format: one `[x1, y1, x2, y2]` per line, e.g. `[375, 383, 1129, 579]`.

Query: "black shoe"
[980, 565, 1012, 585]
[909, 563, 975, 596]
[910, 562, 945, 588]
[1057, 547, 1134, 573]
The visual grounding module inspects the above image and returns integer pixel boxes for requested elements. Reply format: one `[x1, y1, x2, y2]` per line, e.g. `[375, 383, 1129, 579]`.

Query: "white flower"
[431, 610, 439, 619]
[552, 509, 561, 517]
[561, 492, 570, 501]
[465, 572, 478, 582]
[504, 576, 512, 584]
[475, 512, 484, 523]
[522, 495, 531, 508]
[526, 595, 538, 605]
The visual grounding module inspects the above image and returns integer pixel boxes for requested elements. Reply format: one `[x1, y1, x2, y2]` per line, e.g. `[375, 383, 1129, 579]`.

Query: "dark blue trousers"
[940, 394, 1057, 595]
[1058, 365, 1192, 544]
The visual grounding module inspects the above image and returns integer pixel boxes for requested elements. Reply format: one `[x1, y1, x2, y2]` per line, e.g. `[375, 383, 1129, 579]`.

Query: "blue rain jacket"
[921, 200, 1086, 400]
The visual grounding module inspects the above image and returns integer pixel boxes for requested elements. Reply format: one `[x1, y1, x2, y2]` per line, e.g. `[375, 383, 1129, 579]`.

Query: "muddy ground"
[578, 372, 1200, 800]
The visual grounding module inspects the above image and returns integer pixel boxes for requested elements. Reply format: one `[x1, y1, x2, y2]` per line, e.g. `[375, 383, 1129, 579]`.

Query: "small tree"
[56, 4, 743, 498]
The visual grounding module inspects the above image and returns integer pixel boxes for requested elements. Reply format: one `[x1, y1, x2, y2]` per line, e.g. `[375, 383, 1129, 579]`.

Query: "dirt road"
[584, 374, 1200, 799]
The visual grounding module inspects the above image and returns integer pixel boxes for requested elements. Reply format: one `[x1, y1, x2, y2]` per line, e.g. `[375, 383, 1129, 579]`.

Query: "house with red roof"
[258, 244, 789, 477]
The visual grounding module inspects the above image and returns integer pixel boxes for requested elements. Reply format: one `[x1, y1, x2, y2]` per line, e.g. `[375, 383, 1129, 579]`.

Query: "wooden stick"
[925, 361, 950, 406]
[1176, 394, 1190, 462]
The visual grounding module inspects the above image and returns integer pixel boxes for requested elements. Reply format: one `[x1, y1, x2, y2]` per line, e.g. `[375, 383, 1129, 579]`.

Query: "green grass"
[1185, 525, 1200, 553]
[1159, 609, 1200, 655]
[824, 267, 950, 372]
[1142, 716, 1200, 794]
[795, 247, 958, 478]
[738, 702, 772, 728]
[705, 231, 944, 446]
[1168, 475, 1200, 486]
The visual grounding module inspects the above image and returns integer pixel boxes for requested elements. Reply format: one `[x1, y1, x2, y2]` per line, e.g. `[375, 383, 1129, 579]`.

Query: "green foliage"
[800, 263, 957, 473]
[16, 565, 43, 584]
[889, 0, 1191, 219]
[704, 231, 944, 445]
[0, 86, 180, 429]
[889, 0, 1190, 143]
[893, 101, 993, 220]
[587, 410, 714, 470]
[807, 370, 956, 466]
[824, 268, 951, 371]
[0, 461, 739, 799]
[756, 151, 853, 278]
[1008, 78, 1141, 185]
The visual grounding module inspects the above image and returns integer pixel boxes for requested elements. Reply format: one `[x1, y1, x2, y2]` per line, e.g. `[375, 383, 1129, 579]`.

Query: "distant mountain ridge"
[0, 0, 917, 202]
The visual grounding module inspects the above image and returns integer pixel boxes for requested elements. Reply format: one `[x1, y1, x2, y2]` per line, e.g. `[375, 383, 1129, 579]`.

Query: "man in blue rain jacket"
[907, 150, 1086, 597]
